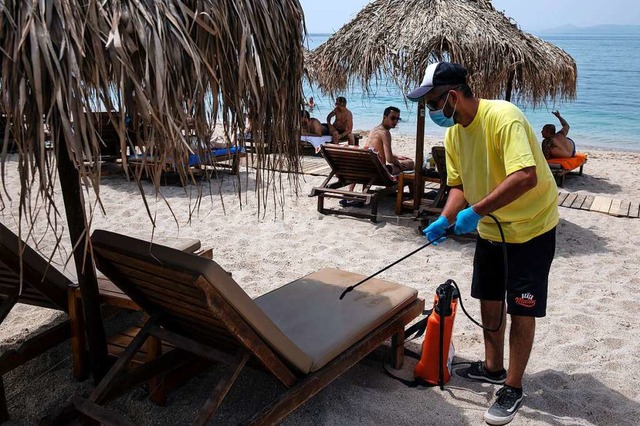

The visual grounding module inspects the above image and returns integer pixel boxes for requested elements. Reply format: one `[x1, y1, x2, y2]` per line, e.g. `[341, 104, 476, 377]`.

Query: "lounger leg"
[195, 349, 250, 426]
[391, 327, 405, 369]
[370, 200, 379, 223]
[146, 336, 166, 406]
[317, 194, 326, 215]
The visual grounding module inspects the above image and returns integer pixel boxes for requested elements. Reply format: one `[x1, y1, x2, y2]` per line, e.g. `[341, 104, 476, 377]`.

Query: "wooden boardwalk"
[557, 191, 639, 218]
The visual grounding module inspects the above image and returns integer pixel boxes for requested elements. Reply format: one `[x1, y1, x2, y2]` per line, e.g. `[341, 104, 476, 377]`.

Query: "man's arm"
[326, 109, 336, 125]
[471, 166, 537, 216]
[441, 186, 469, 224]
[552, 110, 570, 136]
[382, 134, 398, 166]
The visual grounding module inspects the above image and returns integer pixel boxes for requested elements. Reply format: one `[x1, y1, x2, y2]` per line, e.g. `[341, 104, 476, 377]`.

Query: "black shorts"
[471, 227, 556, 317]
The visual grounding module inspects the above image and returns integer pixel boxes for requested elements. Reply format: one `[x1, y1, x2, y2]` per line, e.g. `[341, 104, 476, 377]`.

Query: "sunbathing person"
[541, 110, 576, 159]
[326, 96, 355, 145]
[301, 110, 324, 136]
[364, 106, 414, 174]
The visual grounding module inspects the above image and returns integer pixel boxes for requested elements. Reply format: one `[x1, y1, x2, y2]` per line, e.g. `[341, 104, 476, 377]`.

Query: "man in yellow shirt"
[408, 62, 558, 426]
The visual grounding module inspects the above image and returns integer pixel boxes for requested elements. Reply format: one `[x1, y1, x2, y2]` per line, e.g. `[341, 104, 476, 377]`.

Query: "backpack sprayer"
[340, 215, 507, 389]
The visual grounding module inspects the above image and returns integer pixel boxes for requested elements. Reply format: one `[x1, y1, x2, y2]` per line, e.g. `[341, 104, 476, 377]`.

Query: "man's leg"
[481, 300, 507, 373]
[505, 315, 535, 389]
[331, 131, 341, 144]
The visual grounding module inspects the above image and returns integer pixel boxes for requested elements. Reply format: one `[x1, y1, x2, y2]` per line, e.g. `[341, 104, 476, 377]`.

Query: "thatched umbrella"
[0, 0, 305, 380]
[310, 0, 577, 209]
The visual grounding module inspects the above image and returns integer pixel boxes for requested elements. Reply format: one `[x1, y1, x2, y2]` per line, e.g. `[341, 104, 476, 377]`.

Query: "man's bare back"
[541, 111, 575, 159]
[365, 125, 392, 163]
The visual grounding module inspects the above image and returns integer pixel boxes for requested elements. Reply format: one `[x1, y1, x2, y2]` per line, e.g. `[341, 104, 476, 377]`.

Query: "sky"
[299, 0, 640, 34]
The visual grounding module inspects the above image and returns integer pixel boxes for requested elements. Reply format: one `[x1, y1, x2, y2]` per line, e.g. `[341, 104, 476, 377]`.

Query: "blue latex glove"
[454, 206, 483, 235]
[423, 215, 449, 245]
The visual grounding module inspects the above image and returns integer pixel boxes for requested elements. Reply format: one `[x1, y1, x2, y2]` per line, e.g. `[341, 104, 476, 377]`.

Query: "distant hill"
[538, 24, 640, 35]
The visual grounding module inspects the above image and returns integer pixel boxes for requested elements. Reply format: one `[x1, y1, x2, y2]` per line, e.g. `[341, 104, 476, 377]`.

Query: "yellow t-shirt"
[445, 99, 559, 243]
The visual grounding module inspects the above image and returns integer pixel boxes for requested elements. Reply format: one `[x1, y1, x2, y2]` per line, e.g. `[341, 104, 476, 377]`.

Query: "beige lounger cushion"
[255, 269, 417, 372]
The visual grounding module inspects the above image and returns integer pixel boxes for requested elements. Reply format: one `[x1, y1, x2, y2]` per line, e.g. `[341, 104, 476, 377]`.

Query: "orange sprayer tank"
[414, 281, 459, 387]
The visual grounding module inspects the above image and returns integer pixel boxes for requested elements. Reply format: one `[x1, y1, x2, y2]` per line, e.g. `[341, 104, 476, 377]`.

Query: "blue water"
[304, 34, 640, 152]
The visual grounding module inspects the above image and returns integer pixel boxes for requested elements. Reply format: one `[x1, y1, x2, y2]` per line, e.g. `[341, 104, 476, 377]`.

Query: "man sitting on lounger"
[364, 106, 414, 174]
[301, 110, 324, 136]
[541, 110, 576, 159]
[326, 96, 355, 145]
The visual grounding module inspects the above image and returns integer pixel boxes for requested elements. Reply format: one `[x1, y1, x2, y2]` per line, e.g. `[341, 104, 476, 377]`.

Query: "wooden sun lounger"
[0, 223, 205, 421]
[310, 144, 403, 222]
[65, 230, 424, 425]
[127, 146, 244, 185]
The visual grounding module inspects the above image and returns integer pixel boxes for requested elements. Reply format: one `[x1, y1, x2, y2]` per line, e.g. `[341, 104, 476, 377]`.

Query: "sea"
[304, 33, 640, 152]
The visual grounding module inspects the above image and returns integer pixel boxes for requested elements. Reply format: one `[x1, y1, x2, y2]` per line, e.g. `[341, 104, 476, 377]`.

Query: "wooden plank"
[561, 193, 578, 208]
[581, 195, 595, 210]
[608, 199, 622, 216]
[617, 201, 631, 218]
[570, 194, 587, 209]
[629, 203, 640, 218]
[590, 196, 612, 214]
[557, 192, 569, 206]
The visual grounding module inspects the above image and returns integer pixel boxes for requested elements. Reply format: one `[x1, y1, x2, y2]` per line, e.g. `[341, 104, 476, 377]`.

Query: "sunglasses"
[425, 86, 461, 111]
[389, 115, 401, 122]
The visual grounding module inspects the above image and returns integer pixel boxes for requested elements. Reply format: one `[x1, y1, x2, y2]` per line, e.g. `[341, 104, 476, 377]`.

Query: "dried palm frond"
[309, 0, 576, 105]
[0, 0, 306, 237]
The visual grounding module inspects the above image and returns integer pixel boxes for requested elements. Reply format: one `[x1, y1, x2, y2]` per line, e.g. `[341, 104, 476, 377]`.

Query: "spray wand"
[339, 224, 454, 300]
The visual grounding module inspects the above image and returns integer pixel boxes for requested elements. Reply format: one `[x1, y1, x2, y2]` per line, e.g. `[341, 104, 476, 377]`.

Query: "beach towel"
[301, 135, 332, 153]
[546, 152, 588, 170]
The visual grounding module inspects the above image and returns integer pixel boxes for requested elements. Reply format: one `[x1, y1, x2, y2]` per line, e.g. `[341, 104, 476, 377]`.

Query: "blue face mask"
[428, 93, 457, 128]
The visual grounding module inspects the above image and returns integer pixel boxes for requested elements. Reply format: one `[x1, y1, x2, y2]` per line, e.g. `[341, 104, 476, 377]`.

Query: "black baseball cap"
[407, 62, 468, 102]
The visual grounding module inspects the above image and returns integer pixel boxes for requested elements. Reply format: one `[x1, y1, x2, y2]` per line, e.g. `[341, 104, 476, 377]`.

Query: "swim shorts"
[471, 227, 556, 317]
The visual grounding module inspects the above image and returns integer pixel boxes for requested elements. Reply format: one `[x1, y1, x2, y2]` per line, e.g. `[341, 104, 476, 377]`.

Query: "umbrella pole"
[413, 99, 426, 211]
[55, 126, 108, 383]
[505, 70, 514, 102]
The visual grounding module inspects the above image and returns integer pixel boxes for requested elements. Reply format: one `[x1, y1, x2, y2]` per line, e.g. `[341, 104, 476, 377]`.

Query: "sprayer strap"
[382, 309, 434, 388]
[404, 309, 432, 341]
[382, 349, 430, 388]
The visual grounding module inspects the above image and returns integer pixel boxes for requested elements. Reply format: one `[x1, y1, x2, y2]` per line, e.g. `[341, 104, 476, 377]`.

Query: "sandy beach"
[1, 134, 639, 425]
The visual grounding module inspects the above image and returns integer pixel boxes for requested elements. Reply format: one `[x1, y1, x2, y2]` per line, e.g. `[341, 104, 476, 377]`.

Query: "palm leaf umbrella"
[310, 0, 577, 209]
[0, 0, 305, 380]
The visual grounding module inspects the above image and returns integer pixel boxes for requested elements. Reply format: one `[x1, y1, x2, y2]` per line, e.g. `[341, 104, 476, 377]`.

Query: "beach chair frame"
[547, 153, 588, 187]
[66, 230, 424, 425]
[310, 144, 401, 222]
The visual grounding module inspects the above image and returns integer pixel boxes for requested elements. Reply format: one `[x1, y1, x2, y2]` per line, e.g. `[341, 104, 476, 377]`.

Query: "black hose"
[452, 213, 507, 332]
